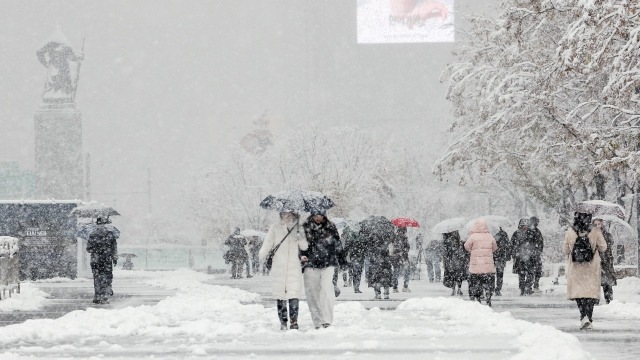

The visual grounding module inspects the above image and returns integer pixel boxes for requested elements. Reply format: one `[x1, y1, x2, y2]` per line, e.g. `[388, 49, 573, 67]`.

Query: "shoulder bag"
[265, 225, 296, 272]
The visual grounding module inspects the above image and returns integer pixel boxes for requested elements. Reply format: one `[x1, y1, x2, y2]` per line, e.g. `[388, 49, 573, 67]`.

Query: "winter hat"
[310, 208, 326, 216]
[518, 218, 530, 228]
[530, 216, 539, 227]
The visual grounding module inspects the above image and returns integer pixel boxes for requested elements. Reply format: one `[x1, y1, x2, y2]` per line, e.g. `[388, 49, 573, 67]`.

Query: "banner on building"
[357, 0, 455, 44]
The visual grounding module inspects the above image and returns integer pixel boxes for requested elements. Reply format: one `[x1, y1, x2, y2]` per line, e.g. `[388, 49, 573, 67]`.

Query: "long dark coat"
[600, 230, 617, 286]
[511, 228, 536, 273]
[343, 226, 367, 263]
[531, 227, 544, 275]
[442, 232, 468, 288]
[390, 231, 410, 267]
[493, 229, 511, 269]
[367, 234, 393, 287]
[87, 226, 118, 267]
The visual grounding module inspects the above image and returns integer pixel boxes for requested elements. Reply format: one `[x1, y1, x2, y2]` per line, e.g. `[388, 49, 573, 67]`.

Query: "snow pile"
[0, 269, 596, 359]
[397, 297, 593, 360]
[0, 283, 49, 312]
[598, 276, 640, 320]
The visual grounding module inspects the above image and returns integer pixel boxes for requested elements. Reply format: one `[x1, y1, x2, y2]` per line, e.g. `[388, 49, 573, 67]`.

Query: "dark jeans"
[352, 259, 364, 291]
[469, 273, 495, 300]
[425, 258, 441, 282]
[495, 265, 505, 292]
[576, 298, 597, 322]
[251, 255, 260, 273]
[245, 258, 251, 276]
[602, 285, 613, 303]
[392, 262, 410, 289]
[517, 268, 534, 294]
[90, 261, 113, 301]
[364, 256, 371, 286]
[533, 259, 542, 289]
[231, 259, 243, 278]
[276, 299, 299, 323]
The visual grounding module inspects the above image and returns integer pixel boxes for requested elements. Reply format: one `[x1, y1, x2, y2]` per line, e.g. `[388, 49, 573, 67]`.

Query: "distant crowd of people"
[222, 211, 619, 331]
[223, 228, 265, 279]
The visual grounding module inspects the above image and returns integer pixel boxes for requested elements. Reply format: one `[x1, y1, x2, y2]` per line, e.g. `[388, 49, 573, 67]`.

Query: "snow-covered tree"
[437, 0, 640, 270]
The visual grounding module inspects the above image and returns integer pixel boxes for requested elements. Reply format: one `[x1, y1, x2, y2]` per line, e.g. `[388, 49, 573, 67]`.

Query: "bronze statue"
[36, 28, 84, 103]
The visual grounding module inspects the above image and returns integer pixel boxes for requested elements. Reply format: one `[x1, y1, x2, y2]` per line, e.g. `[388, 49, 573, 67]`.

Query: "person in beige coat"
[562, 212, 607, 330]
[259, 211, 309, 330]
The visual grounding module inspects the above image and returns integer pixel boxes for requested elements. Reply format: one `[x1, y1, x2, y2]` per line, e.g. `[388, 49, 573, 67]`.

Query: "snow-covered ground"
[0, 283, 49, 312]
[0, 268, 605, 359]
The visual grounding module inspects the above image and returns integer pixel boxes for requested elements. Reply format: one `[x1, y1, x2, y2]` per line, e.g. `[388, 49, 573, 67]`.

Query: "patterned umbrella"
[260, 190, 335, 213]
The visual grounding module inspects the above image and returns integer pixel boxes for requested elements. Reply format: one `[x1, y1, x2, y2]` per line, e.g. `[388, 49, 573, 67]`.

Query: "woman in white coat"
[563, 212, 607, 330]
[259, 211, 309, 330]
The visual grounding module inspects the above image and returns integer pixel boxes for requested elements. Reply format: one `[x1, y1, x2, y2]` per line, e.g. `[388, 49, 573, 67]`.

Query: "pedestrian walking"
[511, 219, 536, 295]
[86, 217, 118, 304]
[442, 230, 468, 296]
[593, 218, 617, 304]
[530, 216, 544, 292]
[248, 235, 263, 275]
[391, 226, 412, 293]
[343, 224, 366, 293]
[424, 239, 443, 282]
[300, 209, 348, 329]
[464, 219, 497, 306]
[563, 212, 607, 330]
[259, 211, 308, 330]
[224, 228, 248, 279]
[367, 233, 393, 299]
[492, 227, 511, 296]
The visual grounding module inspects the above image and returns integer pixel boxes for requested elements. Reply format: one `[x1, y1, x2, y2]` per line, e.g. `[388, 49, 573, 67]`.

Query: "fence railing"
[118, 246, 226, 271]
[0, 236, 20, 300]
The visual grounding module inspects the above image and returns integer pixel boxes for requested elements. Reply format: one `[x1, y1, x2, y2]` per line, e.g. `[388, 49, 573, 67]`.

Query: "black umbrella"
[260, 190, 335, 212]
[359, 215, 395, 240]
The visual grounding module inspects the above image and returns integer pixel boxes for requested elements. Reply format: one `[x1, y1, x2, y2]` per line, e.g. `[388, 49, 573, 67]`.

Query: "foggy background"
[0, 0, 495, 242]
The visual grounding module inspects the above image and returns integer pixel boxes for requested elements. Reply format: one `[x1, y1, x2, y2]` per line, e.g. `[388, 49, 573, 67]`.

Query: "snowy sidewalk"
[0, 269, 595, 359]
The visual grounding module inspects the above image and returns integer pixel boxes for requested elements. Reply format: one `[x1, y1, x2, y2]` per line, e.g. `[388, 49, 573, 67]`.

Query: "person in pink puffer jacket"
[464, 218, 498, 307]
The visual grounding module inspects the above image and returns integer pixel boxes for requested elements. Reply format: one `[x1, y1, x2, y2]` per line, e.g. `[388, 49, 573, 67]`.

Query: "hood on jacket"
[470, 219, 490, 234]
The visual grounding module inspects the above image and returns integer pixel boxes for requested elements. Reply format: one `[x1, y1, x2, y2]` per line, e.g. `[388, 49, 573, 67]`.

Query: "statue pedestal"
[34, 103, 83, 200]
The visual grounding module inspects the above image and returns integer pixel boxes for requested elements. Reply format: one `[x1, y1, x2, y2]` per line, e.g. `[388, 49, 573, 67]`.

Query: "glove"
[113, 259, 118, 266]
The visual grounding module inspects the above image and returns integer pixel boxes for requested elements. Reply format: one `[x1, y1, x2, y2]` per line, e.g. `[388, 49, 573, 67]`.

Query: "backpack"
[571, 231, 594, 263]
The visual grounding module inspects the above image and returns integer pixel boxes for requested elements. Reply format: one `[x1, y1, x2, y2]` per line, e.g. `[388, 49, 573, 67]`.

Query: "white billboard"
[357, 0, 455, 44]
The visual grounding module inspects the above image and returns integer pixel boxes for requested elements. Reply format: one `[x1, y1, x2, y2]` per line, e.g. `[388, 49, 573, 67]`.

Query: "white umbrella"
[431, 217, 467, 234]
[574, 200, 625, 220]
[592, 215, 634, 234]
[460, 215, 512, 240]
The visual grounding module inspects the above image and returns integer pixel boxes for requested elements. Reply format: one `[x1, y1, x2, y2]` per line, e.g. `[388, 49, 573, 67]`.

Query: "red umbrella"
[392, 217, 420, 227]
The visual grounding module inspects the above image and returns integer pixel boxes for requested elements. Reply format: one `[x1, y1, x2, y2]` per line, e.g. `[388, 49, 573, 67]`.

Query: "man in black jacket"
[511, 219, 536, 295]
[391, 227, 411, 293]
[343, 224, 366, 293]
[493, 227, 511, 296]
[529, 217, 544, 292]
[87, 217, 118, 304]
[300, 209, 348, 329]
